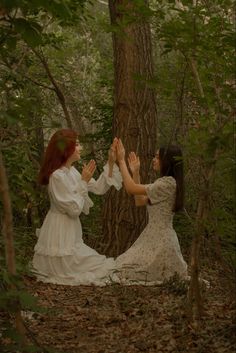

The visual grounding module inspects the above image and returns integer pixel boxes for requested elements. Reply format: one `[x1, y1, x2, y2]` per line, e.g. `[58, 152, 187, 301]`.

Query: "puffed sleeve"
[87, 163, 122, 195]
[145, 177, 176, 205]
[49, 170, 92, 217]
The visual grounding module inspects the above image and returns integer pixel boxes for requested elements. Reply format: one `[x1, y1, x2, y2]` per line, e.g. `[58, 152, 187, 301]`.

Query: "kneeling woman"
[115, 140, 188, 285]
[32, 129, 122, 286]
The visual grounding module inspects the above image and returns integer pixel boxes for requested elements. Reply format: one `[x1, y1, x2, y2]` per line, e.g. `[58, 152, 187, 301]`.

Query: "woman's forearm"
[132, 171, 140, 184]
[108, 162, 114, 178]
[132, 172, 148, 206]
[119, 160, 146, 195]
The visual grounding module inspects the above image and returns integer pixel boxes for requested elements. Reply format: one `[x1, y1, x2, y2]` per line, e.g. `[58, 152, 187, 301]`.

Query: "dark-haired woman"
[32, 129, 122, 286]
[115, 139, 188, 285]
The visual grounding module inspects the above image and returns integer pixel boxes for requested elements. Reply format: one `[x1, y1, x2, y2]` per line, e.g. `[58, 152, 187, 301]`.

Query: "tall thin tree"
[0, 148, 27, 343]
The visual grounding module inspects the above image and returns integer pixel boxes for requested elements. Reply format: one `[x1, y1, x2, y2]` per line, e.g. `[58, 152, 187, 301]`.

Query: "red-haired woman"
[32, 129, 122, 286]
[115, 139, 188, 285]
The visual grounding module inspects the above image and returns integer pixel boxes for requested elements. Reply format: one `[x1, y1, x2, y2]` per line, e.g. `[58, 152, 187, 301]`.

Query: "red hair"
[38, 129, 78, 185]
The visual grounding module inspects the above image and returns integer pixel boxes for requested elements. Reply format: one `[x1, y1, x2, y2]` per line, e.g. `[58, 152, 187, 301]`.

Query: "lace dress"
[32, 164, 122, 286]
[115, 176, 188, 285]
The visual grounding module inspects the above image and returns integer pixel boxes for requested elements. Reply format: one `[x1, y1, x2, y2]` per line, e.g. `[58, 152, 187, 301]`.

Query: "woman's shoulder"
[155, 176, 176, 186]
[146, 176, 176, 203]
[48, 170, 66, 187]
[51, 167, 67, 177]
[52, 166, 79, 177]
[162, 176, 176, 183]
[50, 167, 75, 181]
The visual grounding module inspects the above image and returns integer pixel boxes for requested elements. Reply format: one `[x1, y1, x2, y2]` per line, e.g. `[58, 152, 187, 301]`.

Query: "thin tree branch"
[188, 56, 205, 98]
[24, 75, 55, 91]
[32, 48, 73, 128]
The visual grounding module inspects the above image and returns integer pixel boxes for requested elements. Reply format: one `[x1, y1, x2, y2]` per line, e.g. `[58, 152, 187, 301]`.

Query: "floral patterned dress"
[115, 176, 188, 285]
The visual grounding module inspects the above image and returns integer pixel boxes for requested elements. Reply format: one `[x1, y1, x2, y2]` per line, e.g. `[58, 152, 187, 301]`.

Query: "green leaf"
[13, 18, 43, 47]
[3, 111, 19, 125]
[5, 36, 17, 51]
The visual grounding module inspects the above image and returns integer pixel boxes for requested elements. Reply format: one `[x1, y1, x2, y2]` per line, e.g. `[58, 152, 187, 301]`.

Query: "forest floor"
[1, 263, 235, 353]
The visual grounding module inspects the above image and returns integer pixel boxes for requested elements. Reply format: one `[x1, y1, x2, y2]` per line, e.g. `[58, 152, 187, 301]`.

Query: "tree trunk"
[187, 161, 216, 319]
[99, 0, 158, 256]
[0, 149, 26, 343]
[187, 196, 205, 320]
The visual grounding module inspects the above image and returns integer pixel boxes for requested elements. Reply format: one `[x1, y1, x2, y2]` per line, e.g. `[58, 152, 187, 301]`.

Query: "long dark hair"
[159, 145, 184, 212]
[38, 129, 78, 185]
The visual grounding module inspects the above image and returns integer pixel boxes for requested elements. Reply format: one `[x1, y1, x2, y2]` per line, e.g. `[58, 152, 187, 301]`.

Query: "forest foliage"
[0, 0, 235, 350]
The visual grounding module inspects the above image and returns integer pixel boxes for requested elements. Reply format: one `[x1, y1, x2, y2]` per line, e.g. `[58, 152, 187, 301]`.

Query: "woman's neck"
[63, 160, 73, 169]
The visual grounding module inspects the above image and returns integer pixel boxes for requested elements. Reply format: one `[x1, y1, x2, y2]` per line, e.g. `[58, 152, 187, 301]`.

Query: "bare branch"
[32, 48, 73, 128]
[24, 75, 55, 91]
[188, 56, 205, 98]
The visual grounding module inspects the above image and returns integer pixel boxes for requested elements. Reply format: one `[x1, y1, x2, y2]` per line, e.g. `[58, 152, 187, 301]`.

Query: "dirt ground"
[1, 265, 232, 353]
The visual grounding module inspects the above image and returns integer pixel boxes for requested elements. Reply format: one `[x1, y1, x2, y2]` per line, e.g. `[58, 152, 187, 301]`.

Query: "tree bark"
[99, 0, 158, 256]
[187, 195, 205, 319]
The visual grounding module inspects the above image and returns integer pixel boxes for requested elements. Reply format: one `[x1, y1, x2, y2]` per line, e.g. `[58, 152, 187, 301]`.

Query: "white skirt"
[32, 210, 116, 286]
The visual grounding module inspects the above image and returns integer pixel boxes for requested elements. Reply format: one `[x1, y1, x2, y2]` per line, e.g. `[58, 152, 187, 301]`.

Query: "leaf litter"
[1, 265, 235, 353]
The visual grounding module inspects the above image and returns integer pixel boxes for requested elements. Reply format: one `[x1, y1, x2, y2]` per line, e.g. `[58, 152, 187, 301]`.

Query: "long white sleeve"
[49, 169, 90, 218]
[87, 163, 122, 195]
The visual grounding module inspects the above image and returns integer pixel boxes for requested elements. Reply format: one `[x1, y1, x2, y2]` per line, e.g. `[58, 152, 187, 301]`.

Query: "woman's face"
[70, 141, 83, 162]
[153, 150, 160, 171]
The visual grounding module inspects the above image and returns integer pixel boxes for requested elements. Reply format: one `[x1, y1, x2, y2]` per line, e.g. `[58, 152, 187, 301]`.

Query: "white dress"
[32, 164, 122, 286]
[115, 176, 188, 285]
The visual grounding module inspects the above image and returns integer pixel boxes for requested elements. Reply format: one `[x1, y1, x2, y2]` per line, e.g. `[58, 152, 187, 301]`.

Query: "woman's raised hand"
[128, 152, 140, 175]
[108, 137, 118, 165]
[116, 138, 126, 162]
[81, 160, 96, 183]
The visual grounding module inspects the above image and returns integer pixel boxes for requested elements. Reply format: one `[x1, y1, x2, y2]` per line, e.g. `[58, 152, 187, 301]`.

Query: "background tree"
[151, 0, 235, 318]
[0, 1, 90, 349]
[96, 0, 158, 257]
